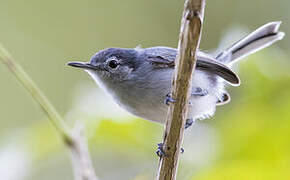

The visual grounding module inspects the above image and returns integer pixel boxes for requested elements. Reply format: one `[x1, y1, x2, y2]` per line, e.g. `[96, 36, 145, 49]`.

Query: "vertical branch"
[0, 44, 98, 180]
[157, 0, 206, 180]
[70, 123, 98, 180]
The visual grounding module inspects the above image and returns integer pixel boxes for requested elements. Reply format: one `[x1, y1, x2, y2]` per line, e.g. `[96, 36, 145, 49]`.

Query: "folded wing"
[145, 47, 240, 85]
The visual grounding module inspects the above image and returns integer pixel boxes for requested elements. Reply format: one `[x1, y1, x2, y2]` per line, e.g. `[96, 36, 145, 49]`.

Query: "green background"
[0, 0, 289, 179]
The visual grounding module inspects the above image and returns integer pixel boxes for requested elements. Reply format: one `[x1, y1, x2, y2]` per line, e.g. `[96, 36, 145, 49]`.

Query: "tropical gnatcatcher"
[68, 22, 284, 128]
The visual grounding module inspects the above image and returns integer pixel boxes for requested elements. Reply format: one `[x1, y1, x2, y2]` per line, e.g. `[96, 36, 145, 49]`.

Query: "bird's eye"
[108, 59, 119, 69]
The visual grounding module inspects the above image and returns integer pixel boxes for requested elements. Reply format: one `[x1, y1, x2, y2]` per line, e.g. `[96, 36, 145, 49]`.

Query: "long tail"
[216, 22, 285, 64]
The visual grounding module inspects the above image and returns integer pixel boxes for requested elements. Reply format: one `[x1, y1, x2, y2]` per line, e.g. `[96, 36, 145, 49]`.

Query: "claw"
[185, 118, 195, 129]
[156, 143, 166, 157]
[192, 87, 208, 96]
[164, 93, 176, 105]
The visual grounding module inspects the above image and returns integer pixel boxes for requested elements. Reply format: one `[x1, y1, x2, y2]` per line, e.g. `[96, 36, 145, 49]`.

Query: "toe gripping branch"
[164, 93, 176, 106]
[156, 143, 185, 157]
[156, 143, 166, 157]
[185, 118, 195, 129]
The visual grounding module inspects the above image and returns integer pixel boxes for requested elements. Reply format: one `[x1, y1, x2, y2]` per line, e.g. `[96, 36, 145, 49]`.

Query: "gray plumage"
[68, 22, 284, 124]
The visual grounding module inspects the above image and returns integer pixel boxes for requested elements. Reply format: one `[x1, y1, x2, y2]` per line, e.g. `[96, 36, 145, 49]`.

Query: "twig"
[0, 44, 98, 180]
[70, 122, 98, 180]
[157, 0, 206, 180]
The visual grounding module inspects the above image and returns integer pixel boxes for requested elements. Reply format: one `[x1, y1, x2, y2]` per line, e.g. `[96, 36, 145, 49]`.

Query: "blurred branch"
[0, 44, 71, 141]
[70, 122, 98, 180]
[0, 44, 98, 180]
[157, 0, 205, 180]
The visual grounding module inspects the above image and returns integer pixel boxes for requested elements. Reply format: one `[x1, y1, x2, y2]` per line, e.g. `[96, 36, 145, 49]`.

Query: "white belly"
[88, 69, 225, 124]
[116, 70, 224, 123]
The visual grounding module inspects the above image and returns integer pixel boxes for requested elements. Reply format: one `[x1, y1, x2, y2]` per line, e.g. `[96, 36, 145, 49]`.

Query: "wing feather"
[144, 47, 240, 85]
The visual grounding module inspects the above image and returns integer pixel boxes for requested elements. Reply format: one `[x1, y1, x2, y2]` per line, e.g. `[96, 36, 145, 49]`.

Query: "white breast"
[86, 69, 225, 124]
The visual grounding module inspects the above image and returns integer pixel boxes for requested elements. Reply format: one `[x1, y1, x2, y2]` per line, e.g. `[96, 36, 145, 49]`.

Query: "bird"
[68, 22, 284, 129]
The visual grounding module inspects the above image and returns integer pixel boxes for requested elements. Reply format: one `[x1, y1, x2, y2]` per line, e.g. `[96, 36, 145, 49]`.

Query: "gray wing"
[144, 47, 240, 85]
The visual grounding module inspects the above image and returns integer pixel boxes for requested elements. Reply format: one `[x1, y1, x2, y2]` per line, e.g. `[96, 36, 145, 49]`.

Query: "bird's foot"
[164, 93, 176, 105]
[156, 143, 185, 157]
[156, 143, 166, 157]
[192, 87, 208, 96]
[185, 118, 195, 129]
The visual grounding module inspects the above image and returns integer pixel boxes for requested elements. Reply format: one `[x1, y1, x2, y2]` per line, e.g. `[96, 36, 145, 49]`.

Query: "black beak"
[67, 62, 100, 70]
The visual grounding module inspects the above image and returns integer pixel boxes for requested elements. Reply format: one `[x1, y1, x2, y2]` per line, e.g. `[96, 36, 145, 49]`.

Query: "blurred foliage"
[0, 0, 289, 180]
[192, 53, 290, 180]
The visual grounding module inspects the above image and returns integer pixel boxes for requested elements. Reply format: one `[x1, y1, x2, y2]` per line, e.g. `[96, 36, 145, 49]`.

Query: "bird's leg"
[164, 93, 176, 105]
[192, 87, 208, 96]
[185, 118, 195, 129]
